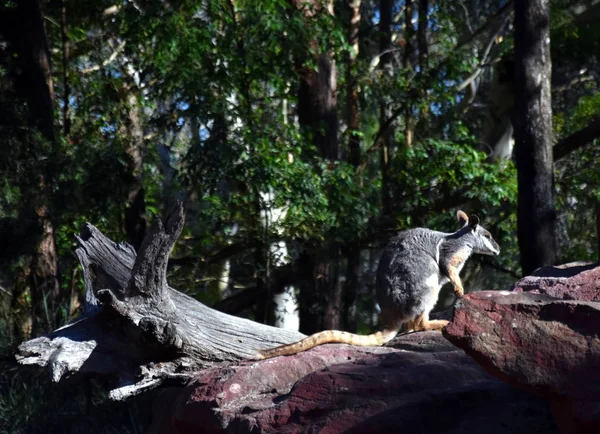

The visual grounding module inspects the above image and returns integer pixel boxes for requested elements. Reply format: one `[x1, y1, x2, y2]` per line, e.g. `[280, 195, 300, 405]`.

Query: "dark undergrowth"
[0, 344, 154, 434]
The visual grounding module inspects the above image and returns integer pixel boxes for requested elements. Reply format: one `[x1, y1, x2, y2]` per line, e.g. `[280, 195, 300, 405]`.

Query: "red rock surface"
[512, 263, 600, 301]
[150, 331, 557, 434]
[444, 289, 600, 434]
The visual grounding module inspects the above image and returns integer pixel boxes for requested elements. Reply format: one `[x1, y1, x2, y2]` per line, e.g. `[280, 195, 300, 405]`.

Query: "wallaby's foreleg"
[413, 312, 449, 332]
[448, 267, 464, 297]
[446, 263, 465, 298]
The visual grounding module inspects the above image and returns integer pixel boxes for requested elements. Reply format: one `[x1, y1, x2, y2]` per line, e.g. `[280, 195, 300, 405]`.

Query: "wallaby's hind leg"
[419, 319, 449, 331]
[413, 312, 449, 332]
[379, 306, 403, 340]
[401, 319, 414, 333]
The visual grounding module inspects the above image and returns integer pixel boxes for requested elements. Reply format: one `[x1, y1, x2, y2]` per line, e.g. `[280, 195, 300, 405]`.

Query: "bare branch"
[554, 116, 600, 161]
[127, 202, 183, 302]
[80, 40, 126, 74]
[553, 73, 595, 93]
[104, 5, 120, 15]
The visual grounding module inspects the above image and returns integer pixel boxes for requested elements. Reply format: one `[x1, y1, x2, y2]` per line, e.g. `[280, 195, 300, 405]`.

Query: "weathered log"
[16, 203, 304, 400]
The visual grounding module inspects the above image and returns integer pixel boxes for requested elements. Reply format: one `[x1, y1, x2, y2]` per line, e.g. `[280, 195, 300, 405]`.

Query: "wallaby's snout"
[485, 234, 500, 255]
[480, 236, 500, 256]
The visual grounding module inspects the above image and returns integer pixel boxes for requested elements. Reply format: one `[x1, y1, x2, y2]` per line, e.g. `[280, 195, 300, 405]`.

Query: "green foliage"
[392, 138, 516, 211]
[570, 93, 600, 130]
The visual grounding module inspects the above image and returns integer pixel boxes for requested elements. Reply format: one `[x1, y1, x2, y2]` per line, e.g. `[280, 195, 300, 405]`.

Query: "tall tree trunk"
[31, 202, 60, 334]
[11, 260, 33, 342]
[322, 248, 342, 330]
[347, 0, 361, 169]
[379, 0, 393, 216]
[321, 1, 341, 331]
[485, 58, 515, 161]
[292, 0, 341, 332]
[60, 0, 70, 137]
[14, 0, 61, 335]
[513, 0, 557, 275]
[596, 200, 600, 261]
[124, 90, 147, 251]
[416, 0, 430, 125]
[293, 0, 338, 161]
[297, 251, 321, 335]
[403, 0, 415, 148]
[15, 0, 55, 142]
[343, 245, 360, 332]
[417, 0, 429, 70]
[297, 52, 338, 161]
[344, 0, 362, 333]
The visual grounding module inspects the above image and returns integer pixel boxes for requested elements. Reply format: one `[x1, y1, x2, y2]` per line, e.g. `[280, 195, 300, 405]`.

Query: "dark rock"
[444, 290, 600, 434]
[150, 331, 557, 434]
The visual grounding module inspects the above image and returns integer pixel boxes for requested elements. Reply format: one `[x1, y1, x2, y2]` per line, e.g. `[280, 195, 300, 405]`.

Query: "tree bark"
[322, 248, 342, 330]
[344, 0, 362, 333]
[13, 0, 61, 335]
[292, 0, 338, 161]
[344, 245, 360, 332]
[297, 250, 321, 334]
[124, 90, 147, 251]
[16, 203, 304, 400]
[347, 0, 361, 169]
[417, 0, 429, 70]
[11, 260, 33, 342]
[597, 200, 600, 261]
[60, 0, 70, 137]
[513, 0, 557, 275]
[31, 203, 60, 333]
[379, 0, 393, 215]
[14, 0, 55, 142]
[292, 0, 342, 331]
[403, 0, 415, 148]
[297, 55, 338, 160]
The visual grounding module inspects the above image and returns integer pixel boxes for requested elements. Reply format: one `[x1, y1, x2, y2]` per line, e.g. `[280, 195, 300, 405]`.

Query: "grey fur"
[376, 214, 500, 323]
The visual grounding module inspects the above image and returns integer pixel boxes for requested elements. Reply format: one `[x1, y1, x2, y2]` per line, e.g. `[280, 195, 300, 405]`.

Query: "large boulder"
[444, 265, 600, 434]
[512, 262, 600, 301]
[150, 331, 557, 434]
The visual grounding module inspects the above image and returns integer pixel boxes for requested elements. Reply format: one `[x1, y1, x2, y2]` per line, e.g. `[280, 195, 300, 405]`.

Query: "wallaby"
[256, 210, 500, 359]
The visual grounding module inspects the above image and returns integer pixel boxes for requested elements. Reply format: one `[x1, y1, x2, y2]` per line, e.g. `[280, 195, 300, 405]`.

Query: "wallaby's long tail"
[256, 328, 399, 360]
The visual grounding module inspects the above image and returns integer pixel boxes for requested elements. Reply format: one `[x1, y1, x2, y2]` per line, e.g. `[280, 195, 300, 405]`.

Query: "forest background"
[1, 0, 599, 432]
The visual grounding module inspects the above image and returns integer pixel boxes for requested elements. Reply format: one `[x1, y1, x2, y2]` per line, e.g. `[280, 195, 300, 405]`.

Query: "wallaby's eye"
[484, 233, 491, 239]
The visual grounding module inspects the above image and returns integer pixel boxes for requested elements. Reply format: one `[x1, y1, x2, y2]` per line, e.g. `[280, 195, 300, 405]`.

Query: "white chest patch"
[425, 273, 439, 290]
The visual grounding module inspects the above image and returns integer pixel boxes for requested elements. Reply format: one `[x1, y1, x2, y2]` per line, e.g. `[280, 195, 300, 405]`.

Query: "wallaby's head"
[456, 210, 500, 256]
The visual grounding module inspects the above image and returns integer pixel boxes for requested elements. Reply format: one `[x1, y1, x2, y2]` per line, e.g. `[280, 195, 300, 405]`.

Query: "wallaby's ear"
[468, 214, 480, 230]
[457, 210, 469, 227]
